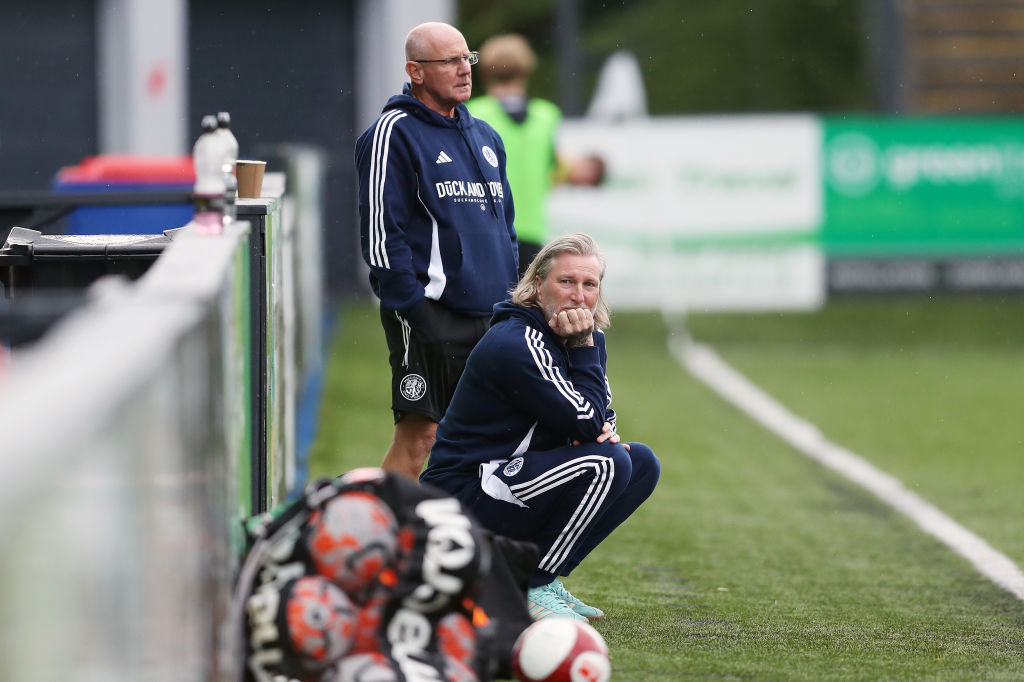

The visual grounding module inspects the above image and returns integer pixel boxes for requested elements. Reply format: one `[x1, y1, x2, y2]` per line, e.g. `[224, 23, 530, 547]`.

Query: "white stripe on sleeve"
[523, 328, 594, 420]
[367, 110, 406, 268]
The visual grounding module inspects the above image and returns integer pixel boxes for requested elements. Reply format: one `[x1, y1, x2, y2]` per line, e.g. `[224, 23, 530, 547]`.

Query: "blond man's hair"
[510, 232, 611, 330]
[478, 34, 537, 85]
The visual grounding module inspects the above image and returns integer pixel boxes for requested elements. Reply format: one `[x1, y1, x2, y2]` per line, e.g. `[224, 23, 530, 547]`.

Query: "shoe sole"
[528, 602, 587, 622]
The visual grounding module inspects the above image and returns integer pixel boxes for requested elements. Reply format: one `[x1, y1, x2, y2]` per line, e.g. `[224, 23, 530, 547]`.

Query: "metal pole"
[557, 0, 583, 117]
[863, 0, 908, 114]
[96, 0, 188, 154]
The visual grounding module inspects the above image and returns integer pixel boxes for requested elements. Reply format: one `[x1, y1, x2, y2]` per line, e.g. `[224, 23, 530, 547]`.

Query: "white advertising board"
[548, 115, 825, 312]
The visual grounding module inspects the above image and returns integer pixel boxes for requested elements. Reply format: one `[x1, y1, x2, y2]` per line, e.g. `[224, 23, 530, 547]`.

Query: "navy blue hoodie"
[421, 300, 616, 487]
[355, 84, 519, 320]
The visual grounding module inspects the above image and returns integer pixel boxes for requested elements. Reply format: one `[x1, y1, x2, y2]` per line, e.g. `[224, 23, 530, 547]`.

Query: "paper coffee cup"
[236, 160, 266, 199]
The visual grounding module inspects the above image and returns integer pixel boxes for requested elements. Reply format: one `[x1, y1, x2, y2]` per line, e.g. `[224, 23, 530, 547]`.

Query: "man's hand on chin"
[548, 307, 595, 347]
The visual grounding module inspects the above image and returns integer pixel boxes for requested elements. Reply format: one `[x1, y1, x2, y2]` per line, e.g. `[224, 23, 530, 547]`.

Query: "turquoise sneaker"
[527, 582, 588, 621]
[550, 579, 605, 620]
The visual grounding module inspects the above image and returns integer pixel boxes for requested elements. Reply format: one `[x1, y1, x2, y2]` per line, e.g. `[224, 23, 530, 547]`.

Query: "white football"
[512, 618, 611, 682]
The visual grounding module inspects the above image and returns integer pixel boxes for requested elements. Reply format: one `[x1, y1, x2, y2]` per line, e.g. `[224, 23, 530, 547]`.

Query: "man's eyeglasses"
[414, 52, 480, 67]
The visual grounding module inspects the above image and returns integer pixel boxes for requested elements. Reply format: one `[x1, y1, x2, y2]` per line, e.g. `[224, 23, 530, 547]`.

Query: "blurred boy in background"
[468, 34, 604, 277]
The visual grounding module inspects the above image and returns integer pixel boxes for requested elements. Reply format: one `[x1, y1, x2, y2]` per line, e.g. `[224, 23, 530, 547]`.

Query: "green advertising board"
[824, 117, 1024, 257]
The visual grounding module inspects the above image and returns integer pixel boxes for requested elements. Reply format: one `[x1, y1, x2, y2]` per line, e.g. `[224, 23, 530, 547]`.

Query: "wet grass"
[312, 297, 1024, 680]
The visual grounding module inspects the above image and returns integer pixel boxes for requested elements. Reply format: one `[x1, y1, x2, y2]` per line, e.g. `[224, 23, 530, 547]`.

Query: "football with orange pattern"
[283, 575, 357, 666]
[306, 491, 398, 595]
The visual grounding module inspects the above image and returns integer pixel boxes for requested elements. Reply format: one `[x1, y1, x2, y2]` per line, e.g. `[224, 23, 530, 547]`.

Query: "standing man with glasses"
[355, 21, 519, 480]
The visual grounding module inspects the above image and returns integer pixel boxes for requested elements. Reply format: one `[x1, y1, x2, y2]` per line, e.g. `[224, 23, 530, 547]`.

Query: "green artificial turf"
[308, 303, 396, 480]
[685, 296, 1024, 572]
[310, 297, 1024, 681]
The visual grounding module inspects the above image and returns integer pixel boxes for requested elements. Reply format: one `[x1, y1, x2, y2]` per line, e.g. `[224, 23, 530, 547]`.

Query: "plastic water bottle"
[192, 114, 226, 235]
[216, 111, 239, 220]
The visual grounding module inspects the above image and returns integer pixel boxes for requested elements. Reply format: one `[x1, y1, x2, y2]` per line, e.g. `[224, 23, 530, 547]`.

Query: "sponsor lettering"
[381, 498, 477, 680]
[434, 179, 504, 202]
[393, 499, 476, 615]
[246, 558, 307, 672]
[403, 498, 475, 612]
[435, 180, 486, 198]
[829, 132, 1024, 195]
[387, 609, 444, 681]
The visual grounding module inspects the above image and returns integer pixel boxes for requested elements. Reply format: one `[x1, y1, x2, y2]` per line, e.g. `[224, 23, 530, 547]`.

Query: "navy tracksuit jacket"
[421, 301, 660, 586]
[355, 84, 519, 323]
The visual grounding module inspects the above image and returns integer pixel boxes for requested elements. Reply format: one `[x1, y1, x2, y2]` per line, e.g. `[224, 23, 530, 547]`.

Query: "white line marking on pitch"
[670, 336, 1024, 602]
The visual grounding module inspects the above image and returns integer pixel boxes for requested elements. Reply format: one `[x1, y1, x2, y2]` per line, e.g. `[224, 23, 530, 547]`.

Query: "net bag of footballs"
[235, 468, 536, 682]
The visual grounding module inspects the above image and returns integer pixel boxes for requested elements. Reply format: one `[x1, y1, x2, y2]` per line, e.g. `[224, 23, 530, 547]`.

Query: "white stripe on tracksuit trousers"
[510, 455, 616, 573]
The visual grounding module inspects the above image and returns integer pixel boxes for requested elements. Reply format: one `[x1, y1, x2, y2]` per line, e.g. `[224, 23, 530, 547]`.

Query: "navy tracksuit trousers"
[453, 441, 660, 587]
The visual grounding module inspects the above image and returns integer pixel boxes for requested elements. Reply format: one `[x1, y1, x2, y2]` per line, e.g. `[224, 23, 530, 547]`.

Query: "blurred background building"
[872, 0, 1024, 113]
[2, 4, 1023, 677]
[2, 0, 1024, 299]
[0, 0, 454, 298]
